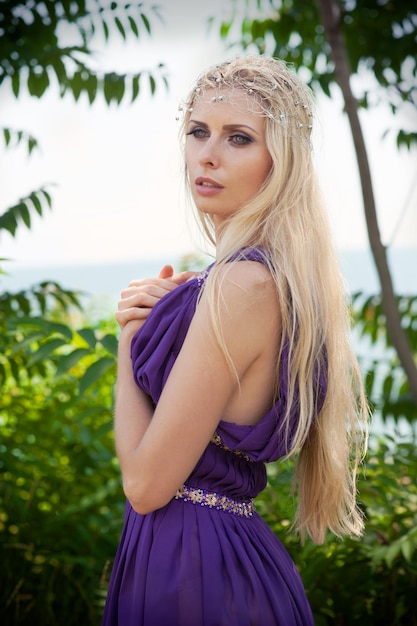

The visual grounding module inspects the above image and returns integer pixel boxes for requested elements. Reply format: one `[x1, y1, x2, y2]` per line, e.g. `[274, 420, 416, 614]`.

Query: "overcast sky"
[1, 0, 416, 269]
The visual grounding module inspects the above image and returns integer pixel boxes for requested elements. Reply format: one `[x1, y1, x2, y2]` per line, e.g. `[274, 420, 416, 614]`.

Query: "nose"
[198, 137, 220, 168]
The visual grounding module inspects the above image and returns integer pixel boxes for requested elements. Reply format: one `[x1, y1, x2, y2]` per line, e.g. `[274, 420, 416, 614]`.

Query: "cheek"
[247, 156, 272, 190]
[259, 155, 273, 186]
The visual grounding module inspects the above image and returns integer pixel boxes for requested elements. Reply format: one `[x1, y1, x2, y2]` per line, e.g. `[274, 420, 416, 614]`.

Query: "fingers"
[115, 266, 200, 331]
[126, 276, 178, 292]
[120, 282, 175, 306]
[115, 306, 151, 331]
[170, 270, 198, 285]
[159, 264, 174, 279]
[116, 278, 174, 331]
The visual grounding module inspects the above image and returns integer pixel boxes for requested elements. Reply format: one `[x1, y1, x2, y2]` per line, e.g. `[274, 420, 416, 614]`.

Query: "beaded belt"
[174, 484, 255, 518]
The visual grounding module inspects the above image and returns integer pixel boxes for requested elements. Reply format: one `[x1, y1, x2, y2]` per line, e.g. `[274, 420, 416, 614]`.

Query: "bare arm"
[113, 263, 197, 497]
[115, 261, 280, 515]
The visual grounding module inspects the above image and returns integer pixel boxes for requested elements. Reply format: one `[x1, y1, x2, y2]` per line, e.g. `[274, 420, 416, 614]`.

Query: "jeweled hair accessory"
[177, 56, 314, 145]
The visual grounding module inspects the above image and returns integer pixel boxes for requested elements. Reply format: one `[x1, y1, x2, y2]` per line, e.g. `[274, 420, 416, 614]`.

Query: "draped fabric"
[102, 249, 326, 625]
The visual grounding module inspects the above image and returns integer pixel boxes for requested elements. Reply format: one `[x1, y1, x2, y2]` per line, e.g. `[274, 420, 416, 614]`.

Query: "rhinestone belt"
[174, 484, 255, 518]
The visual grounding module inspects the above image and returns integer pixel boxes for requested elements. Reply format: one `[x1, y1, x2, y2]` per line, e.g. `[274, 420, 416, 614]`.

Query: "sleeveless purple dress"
[102, 249, 325, 626]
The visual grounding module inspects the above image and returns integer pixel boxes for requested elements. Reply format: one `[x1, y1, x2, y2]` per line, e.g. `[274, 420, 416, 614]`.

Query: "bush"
[256, 434, 417, 625]
[1, 290, 416, 624]
[0, 299, 122, 625]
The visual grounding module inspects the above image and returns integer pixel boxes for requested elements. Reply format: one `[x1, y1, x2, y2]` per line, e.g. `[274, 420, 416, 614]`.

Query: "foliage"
[2, 127, 39, 154]
[0, 6, 168, 621]
[0, 285, 415, 624]
[0, 0, 167, 104]
[352, 292, 417, 421]
[1, 3, 415, 619]
[257, 433, 417, 626]
[0, 0, 168, 246]
[255, 291, 417, 625]
[0, 188, 54, 239]
[0, 293, 120, 625]
[214, 0, 417, 148]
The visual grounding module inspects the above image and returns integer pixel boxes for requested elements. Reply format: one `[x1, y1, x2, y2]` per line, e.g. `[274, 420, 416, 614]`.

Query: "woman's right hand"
[115, 264, 196, 335]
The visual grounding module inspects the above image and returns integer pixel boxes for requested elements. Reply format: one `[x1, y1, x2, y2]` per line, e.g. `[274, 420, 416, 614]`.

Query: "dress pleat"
[102, 249, 326, 626]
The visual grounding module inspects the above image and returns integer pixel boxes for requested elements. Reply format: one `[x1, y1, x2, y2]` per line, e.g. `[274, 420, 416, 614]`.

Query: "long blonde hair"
[180, 56, 369, 544]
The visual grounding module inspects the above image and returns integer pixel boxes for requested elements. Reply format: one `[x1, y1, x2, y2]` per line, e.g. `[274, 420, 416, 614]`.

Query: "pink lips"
[195, 177, 223, 196]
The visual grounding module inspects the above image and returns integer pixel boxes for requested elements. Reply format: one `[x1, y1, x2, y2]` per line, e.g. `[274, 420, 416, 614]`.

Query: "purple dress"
[102, 249, 324, 626]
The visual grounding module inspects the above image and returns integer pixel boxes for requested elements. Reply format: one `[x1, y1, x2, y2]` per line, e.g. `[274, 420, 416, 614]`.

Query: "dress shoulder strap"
[230, 246, 269, 266]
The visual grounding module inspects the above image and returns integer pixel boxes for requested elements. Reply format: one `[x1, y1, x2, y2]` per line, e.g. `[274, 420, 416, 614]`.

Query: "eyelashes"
[230, 134, 252, 145]
[186, 127, 208, 139]
[186, 127, 254, 145]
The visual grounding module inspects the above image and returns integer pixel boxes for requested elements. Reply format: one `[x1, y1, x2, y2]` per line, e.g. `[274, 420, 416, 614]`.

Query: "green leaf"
[28, 136, 37, 155]
[365, 369, 375, 397]
[220, 20, 232, 38]
[2, 128, 39, 155]
[0, 210, 17, 237]
[131, 74, 140, 101]
[400, 538, 415, 563]
[86, 73, 98, 104]
[71, 70, 84, 101]
[52, 57, 67, 86]
[384, 541, 401, 569]
[396, 129, 417, 150]
[27, 338, 68, 367]
[102, 18, 110, 40]
[77, 328, 97, 348]
[20, 203, 31, 228]
[11, 72, 20, 97]
[100, 333, 118, 357]
[40, 188, 53, 208]
[140, 12, 151, 34]
[79, 357, 115, 395]
[4, 128, 11, 146]
[0, 187, 52, 237]
[114, 16, 126, 39]
[35, 291, 46, 314]
[128, 15, 139, 37]
[383, 374, 393, 399]
[7, 316, 74, 340]
[29, 191, 44, 216]
[9, 332, 45, 355]
[103, 73, 125, 105]
[28, 68, 50, 98]
[55, 348, 91, 377]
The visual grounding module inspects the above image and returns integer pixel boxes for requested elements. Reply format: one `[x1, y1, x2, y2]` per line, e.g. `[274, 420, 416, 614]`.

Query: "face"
[184, 89, 272, 233]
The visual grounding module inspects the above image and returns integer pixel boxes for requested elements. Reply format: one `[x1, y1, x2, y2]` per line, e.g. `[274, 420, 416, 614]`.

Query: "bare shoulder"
[196, 261, 280, 342]
[217, 260, 277, 305]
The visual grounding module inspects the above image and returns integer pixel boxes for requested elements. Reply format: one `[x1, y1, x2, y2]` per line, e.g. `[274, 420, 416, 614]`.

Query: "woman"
[102, 56, 368, 626]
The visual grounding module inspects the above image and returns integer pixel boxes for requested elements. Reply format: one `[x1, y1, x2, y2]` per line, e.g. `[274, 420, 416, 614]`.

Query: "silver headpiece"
[177, 56, 314, 143]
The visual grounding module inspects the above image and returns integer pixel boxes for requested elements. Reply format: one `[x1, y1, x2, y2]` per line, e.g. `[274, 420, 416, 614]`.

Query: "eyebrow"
[188, 119, 261, 136]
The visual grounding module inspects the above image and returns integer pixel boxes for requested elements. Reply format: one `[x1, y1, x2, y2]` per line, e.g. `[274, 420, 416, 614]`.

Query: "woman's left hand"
[115, 264, 197, 335]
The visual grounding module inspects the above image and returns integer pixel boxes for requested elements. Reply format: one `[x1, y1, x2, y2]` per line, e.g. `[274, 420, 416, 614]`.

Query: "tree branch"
[316, 0, 417, 404]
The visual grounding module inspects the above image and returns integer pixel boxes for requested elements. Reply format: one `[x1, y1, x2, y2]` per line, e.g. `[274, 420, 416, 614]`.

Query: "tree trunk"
[316, 0, 417, 404]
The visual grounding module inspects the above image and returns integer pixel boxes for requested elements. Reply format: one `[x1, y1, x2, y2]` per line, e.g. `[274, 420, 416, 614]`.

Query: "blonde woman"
[102, 56, 368, 626]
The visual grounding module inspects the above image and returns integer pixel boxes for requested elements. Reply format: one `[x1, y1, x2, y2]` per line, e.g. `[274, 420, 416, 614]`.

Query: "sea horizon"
[2, 246, 415, 307]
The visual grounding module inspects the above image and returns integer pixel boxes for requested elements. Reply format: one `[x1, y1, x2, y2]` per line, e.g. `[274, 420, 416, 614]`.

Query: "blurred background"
[2, 0, 416, 301]
[1, 2, 416, 625]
